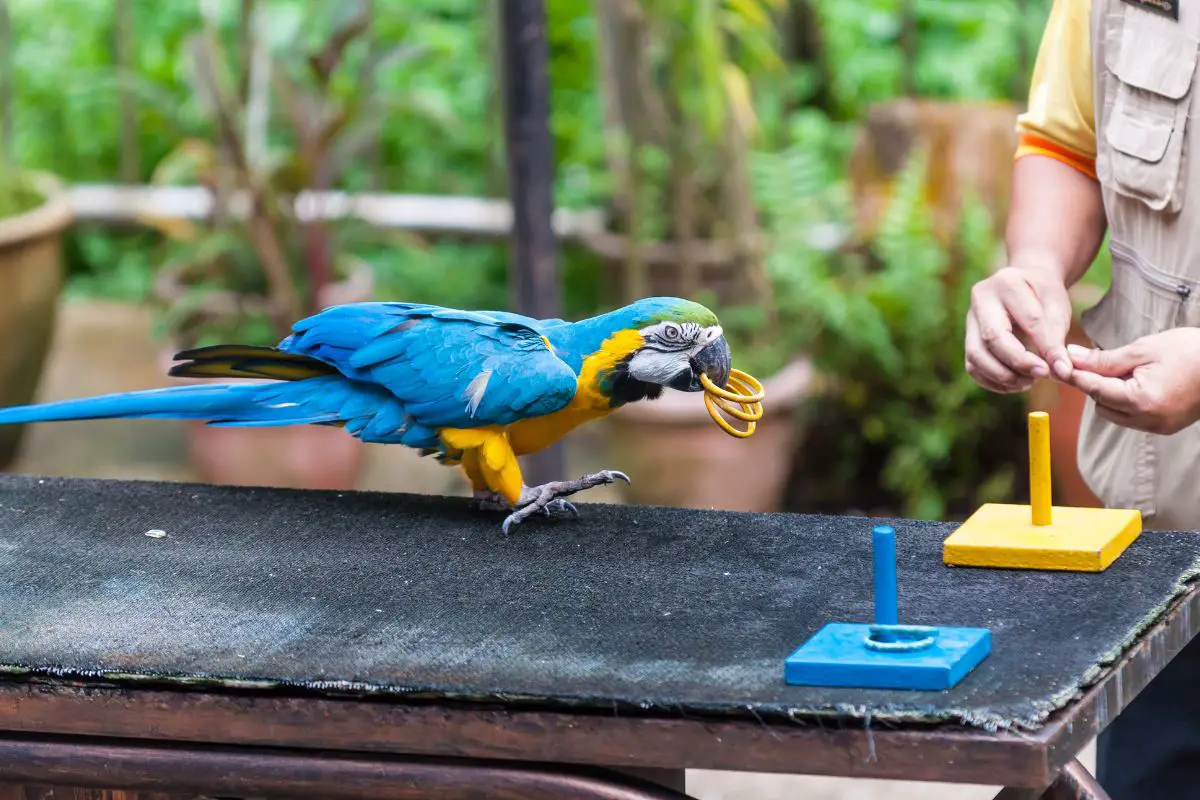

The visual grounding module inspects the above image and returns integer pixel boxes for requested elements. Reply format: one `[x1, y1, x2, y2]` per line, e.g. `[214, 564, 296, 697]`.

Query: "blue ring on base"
[783, 622, 992, 690]
[864, 624, 937, 652]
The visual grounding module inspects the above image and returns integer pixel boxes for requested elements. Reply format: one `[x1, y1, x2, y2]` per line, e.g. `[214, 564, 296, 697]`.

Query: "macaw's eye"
[663, 324, 680, 341]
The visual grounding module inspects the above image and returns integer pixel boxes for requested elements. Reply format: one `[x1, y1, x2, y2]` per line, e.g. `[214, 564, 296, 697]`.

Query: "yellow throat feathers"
[575, 328, 644, 407]
[503, 328, 645, 455]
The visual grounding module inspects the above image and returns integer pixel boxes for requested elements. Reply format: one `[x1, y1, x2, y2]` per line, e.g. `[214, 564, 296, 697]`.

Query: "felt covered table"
[0, 473, 1197, 799]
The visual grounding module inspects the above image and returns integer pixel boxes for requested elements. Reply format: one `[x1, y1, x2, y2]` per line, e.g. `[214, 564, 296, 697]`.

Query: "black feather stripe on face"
[606, 354, 664, 407]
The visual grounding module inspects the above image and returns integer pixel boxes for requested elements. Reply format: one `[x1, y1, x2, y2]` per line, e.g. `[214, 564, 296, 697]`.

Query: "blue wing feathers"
[280, 302, 579, 429]
[0, 301, 583, 448]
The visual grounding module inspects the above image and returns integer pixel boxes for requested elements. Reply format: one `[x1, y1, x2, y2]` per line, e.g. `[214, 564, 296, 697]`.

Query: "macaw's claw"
[500, 470, 631, 535]
[544, 498, 579, 518]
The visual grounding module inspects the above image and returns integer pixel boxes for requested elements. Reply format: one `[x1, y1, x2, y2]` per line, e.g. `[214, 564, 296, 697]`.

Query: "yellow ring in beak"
[700, 369, 765, 438]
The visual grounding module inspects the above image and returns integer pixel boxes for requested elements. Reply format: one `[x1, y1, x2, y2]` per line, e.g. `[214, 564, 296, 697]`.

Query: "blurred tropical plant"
[0, 0, 42, 219]
[140, 0, 435, 348]
[3, 0, 1062, 512]
[589, 0, 787, 331]
[7, 0, 1059, 322]
[810, 0, 1051, 118]
[748, 118, 1026, 519]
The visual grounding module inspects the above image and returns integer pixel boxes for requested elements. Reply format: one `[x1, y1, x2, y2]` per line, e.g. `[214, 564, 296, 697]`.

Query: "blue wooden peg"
[873, 525, 898, 626]
[783, 522, 992, 690]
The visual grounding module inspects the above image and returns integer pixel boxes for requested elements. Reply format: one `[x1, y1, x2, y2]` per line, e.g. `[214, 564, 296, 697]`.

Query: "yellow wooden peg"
[1029, 411, 1052, 527]
[943, 411, 1141, 572]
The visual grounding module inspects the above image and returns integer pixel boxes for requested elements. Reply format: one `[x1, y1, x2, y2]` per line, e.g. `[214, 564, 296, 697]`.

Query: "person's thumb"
[1067, 343, 1144, 377]
[1042, 340, 1074, 381]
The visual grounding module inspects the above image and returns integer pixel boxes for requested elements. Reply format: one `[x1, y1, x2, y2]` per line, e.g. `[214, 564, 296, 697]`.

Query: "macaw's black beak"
[669, 335, 732, 392]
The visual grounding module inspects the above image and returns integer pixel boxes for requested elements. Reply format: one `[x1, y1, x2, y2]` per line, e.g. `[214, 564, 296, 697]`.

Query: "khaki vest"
[1078, 0, 1200, 529]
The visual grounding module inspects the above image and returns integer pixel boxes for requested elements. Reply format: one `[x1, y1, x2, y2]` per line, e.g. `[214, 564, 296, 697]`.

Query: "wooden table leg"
[0, 789, 205, 800]
[612, 768, 687, 793]
[0, 736, 700, 799]
[994, 759, 1110, 800]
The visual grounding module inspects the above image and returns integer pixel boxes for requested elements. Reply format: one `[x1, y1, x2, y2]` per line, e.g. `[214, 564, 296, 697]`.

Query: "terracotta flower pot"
[176, 407, 367, 491]
[0, 173, 72, 470]
[600, 358, 814, 512]
[155, 258, 375, 491]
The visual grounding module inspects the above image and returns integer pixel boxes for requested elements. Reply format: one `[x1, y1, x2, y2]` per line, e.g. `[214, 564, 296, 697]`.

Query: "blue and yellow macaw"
[0, 296, 748, 533]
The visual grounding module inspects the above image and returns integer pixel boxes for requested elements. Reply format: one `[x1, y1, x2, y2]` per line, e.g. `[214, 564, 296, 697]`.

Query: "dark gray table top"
[0, 473, 1196, 733]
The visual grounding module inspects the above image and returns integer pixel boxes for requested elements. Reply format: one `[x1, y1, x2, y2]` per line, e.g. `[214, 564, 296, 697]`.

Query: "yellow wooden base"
[943, 503, 1142, 572]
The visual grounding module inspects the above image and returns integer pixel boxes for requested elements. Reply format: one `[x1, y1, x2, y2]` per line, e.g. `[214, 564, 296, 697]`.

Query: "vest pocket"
[1078, 241, 1195, 350]
[1098, 11, 1199, 213]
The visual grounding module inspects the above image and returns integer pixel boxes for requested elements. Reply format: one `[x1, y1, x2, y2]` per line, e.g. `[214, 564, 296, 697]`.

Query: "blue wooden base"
[783, 622, 992, 690]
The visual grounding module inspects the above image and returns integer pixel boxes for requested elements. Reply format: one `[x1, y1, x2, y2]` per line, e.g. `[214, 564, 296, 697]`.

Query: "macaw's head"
[616, 297, 731, 395]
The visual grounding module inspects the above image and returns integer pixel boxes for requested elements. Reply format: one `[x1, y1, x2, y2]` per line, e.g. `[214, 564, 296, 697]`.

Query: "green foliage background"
[5, 0, 1091, 519]
[8, 0, 1052, 305]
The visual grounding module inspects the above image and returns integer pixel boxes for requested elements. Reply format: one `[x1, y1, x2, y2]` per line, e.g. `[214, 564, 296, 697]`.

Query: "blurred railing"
[67, 183, 608, 242]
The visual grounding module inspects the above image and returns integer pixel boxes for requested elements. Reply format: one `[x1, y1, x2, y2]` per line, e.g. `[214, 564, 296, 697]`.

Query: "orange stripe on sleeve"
[1015, 132, 1097, 180]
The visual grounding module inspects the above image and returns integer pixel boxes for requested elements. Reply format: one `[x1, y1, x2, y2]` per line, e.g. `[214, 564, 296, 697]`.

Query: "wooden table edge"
[0, 583, 1193, 792]
[1037, 580, 1200, 775]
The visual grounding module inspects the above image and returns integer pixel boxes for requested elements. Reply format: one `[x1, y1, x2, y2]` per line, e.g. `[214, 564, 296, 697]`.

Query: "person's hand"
[1066, 328, 1200, 435]
[964, 265, 1075, 393]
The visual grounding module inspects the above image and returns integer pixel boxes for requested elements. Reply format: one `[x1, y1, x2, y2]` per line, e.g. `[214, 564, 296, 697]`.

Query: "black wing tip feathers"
[167, 344, 338, 382]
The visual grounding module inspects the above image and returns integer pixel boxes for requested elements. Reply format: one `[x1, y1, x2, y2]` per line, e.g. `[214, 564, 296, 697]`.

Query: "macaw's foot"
[501, 470, 631, 536]
[471, 490, 510, 513]
[472, 491, 581, 517]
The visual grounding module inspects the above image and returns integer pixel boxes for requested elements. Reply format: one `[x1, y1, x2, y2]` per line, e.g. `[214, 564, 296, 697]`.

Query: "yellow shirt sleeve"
[1015, 0, 1097, 179]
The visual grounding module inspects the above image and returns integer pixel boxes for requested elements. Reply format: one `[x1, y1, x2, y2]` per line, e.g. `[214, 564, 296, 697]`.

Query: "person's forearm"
[1005, 154, 1107, 288]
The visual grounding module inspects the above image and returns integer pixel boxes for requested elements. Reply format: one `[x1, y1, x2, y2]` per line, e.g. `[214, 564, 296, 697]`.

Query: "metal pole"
[498, 0, 565, 486]
[1014, 0, 1030, 104]
[899, 0, 916, 97]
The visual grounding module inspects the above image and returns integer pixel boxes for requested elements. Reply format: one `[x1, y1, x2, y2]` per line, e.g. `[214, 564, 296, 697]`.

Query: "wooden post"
[497, 0, 564, 485]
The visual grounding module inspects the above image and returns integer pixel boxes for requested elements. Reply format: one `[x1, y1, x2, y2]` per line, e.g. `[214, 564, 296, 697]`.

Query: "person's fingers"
[1069, 369, 1139, 413]
[995, 277, 1071, 379]
[966, 355, 1033, 393]
[1072, 369, 1159, 431]
[969, 366, 1032, 394]
[969, 284, 1050, 378]
[965, 312, 1032, 392]
[1067, 343, 1145, 377]
[1092, 401, 1149, 431]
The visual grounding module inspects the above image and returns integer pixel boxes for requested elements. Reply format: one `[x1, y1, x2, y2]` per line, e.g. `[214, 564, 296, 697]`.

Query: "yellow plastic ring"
[711, 376, 763, 422]
[700, 368, 765, 438]
[700, 369, 764, 403]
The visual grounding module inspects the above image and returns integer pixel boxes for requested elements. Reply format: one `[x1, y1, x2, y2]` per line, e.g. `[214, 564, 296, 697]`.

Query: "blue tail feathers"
[0, 373, 437, 446]
[0, 382, 280, 425]
[0, 344, 361, 429]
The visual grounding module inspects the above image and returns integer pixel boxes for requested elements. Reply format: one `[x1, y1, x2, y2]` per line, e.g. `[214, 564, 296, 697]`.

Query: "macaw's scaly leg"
[441, 428, 629, 534]
[502, 470, 631, 535]
[472, 491, 510, 512]
[443, 426, 559, 524]
[460, 448, 509, 512]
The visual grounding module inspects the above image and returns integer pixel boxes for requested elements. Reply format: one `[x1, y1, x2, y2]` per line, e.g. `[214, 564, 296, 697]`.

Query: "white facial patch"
[626, 349, 691, 384]
[626, 321, 722, 385]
